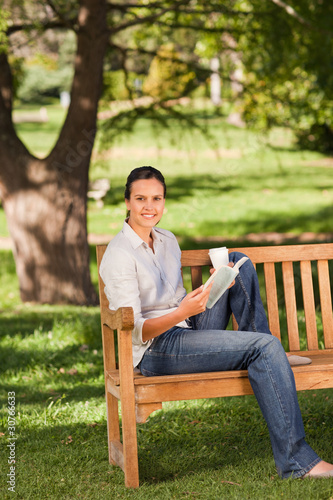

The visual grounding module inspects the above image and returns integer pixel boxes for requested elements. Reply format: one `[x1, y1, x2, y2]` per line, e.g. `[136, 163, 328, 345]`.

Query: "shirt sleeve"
[99, 246, 148, 346]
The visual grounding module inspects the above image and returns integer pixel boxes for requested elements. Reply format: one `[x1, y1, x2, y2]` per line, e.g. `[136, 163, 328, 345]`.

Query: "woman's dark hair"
[124, 166, 166, 200]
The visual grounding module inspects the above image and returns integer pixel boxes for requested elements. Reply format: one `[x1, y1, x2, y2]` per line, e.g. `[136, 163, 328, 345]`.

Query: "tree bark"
[0, 0, 109, 304]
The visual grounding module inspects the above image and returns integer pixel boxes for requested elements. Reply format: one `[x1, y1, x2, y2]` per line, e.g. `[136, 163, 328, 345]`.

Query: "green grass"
[88, 114, 333, 246]
[1, 280, 333, 499]
[13, 103, 67, 157]
[4, 101, 333, 245]
[1, 102, 333, 498]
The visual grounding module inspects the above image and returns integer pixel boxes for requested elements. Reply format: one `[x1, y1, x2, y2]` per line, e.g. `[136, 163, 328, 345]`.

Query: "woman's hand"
[142, 282, 213, 342]
[178, 283, 213, 318]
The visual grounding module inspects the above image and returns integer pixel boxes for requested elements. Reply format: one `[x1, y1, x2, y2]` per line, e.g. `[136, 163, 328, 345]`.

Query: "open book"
[203, 256, 249, 309]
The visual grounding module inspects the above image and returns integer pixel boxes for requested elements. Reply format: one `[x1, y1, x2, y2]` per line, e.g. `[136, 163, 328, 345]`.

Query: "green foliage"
[0, 8, 9, 53]
[18, 64, 72, 102]
[101, 70, 144, 102]
[8, 0, 333, 151]
[237, 0, 333, 153]
[143, 44, 196, 100]
[8, 55, 24, 98]
[16, 33, 75, 103]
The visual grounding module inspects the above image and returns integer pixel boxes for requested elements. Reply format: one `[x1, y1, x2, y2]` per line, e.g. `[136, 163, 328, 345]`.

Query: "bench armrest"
[101, 306, 134, 331]
[100, 306, 135, 373]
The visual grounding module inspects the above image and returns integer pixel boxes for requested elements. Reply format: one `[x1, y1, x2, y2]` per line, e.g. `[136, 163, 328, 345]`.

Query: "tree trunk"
[0, 0, 109, 304]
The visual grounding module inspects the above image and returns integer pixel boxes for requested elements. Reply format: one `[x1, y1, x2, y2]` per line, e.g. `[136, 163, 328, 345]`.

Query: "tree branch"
[7, 20, 74, 36]
[46, 0, 78, 30]
[107, 0, 261, 35]
[107, 1, 254, 16]
[109, 4, 182, 35]
[154, 20, 251, 35]
[268, 0, 312, 27]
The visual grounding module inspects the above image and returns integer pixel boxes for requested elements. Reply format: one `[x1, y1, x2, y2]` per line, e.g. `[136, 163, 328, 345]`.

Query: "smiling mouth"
[142, 214, 155, 218]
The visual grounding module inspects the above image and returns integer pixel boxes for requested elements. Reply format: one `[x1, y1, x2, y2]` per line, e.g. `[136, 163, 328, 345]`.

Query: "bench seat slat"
[106, 352, 333, 404]
[107, 350, 333, 386]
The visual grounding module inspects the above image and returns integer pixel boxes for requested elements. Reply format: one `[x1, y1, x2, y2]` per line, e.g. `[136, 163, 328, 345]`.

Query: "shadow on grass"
[6, 390, 333, 499]
[0, 377, 105, 407]
[136, 396, 274, 484]
[15, 395, 275, 487]
[191, 207, 333, 242]
[18, 389, 333, 487]
[104, 167, 333, 201]
[0, 306, 101, 341]
[0, 312, 55, 339]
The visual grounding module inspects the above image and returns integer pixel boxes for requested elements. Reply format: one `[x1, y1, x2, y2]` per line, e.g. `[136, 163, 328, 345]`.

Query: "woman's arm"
[142, 262, 237, 342]
[142, 283, 213, 342]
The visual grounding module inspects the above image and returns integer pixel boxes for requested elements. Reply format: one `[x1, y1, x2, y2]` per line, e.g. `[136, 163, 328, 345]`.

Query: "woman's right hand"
[177, 283, 213, 318]
[142, 283, 213, 342]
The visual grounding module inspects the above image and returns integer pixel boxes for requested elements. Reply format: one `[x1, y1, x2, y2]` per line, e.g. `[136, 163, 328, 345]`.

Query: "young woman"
[100, 166, 333, 479]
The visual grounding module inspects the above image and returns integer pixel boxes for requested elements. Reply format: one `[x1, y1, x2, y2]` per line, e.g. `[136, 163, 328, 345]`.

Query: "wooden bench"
[96, 243, 333, 488]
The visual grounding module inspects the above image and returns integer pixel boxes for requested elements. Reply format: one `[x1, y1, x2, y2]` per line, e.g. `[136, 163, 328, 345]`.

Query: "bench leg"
[118, 329, 140, 488]
[106, 382, 139, 488]
[121, 392, 139, 488]
[107, 392, 120, 465]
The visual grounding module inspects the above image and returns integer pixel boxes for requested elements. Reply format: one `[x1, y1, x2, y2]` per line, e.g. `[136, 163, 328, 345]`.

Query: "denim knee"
[229, 251, 247, 263]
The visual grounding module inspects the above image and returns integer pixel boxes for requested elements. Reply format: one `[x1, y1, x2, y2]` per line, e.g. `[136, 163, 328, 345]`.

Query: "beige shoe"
[288, 355, 312, 366]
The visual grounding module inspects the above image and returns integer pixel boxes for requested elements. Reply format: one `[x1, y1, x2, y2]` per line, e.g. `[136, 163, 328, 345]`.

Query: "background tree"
[236, 0, 333, 152]
[0, 0, 237, 305]
[1, 0, 332, 305]
[0, 0, 108, 304]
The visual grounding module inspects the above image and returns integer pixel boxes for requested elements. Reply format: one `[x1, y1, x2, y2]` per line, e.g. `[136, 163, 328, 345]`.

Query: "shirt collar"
[121, 220, 162, 249]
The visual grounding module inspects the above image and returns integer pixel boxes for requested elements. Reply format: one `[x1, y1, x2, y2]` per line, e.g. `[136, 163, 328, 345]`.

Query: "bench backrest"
[97, 243, 333, 354]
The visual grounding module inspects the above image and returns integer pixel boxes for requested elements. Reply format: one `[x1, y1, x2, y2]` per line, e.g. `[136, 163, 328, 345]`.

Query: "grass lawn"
[1, 102, 333, 498]
[90, 119, 333, 248]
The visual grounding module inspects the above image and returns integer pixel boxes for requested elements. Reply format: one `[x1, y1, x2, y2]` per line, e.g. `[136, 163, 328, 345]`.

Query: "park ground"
[0, 102, 333, 499]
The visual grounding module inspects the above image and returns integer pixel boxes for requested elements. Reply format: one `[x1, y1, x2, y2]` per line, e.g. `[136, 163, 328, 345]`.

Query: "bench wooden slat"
[135, 376, 254, 402]
[181, 249, 211, 267]
[318, 260, 333, 348]
[107, 349, 333, 389]
[282, 261, 300, 351]
[264, 262, 281, 340]
[106, 352, 333, 401]
[232, 244, 333, 263]
[300, 260, 318, 350]
[181, 244, 333, 267]
[191, 266, 203, 289]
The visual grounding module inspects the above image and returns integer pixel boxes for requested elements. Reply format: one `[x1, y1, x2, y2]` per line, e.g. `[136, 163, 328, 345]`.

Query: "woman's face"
[125, 177, 165, 233]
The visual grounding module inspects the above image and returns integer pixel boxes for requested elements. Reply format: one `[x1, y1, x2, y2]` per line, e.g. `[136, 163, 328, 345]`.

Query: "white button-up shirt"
[99, 221, 189, 367]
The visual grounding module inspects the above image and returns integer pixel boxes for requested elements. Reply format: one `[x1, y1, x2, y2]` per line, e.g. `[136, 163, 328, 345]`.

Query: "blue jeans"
[140, 252, 321, 478]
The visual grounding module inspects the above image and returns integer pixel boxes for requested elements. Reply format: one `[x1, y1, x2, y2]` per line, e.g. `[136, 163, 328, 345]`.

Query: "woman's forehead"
[130, 178, 165, 194]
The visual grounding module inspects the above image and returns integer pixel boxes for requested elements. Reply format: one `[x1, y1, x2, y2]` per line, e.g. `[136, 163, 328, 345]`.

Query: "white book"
[203, 256, 249, 309]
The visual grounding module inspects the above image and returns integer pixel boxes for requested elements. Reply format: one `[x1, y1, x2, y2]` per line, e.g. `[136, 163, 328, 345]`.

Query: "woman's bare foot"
[304, 460, 333, 478]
